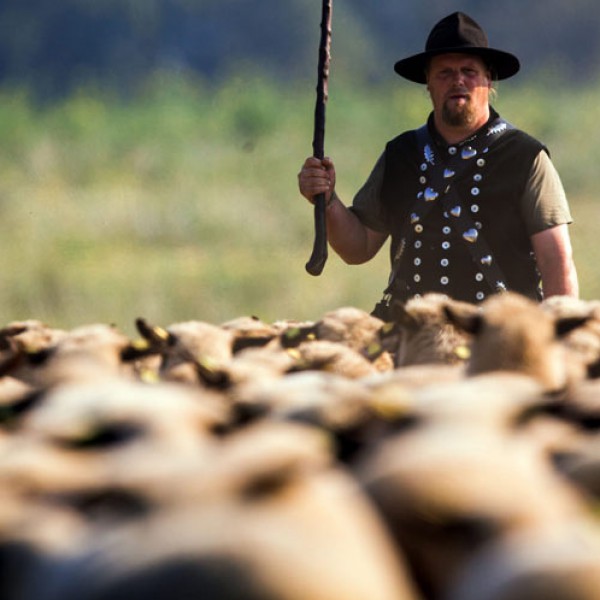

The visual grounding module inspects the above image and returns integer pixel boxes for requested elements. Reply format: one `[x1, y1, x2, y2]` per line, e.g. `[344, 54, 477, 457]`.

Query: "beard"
[441, 97, 477, 128]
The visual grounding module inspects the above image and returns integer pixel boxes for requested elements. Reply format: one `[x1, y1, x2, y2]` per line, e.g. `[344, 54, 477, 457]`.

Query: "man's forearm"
[541, 260, 579, 298]
[325, 193, 386, 264]
[532, 225, 579, 298]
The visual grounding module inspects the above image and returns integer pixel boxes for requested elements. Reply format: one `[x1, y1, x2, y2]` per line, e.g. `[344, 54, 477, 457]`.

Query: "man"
[298, 12, 578, 317]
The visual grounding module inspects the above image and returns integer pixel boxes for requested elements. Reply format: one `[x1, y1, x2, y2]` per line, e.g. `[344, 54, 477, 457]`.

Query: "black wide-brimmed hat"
[394, 12, 520, 83]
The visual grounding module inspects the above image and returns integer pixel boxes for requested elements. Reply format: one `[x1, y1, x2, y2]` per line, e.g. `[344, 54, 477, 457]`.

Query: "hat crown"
[394, 11, 520, 83]
[426, 11, 489, 52]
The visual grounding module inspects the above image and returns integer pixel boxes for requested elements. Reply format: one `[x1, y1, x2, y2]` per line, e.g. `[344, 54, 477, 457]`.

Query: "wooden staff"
[305, 0, 333, 276]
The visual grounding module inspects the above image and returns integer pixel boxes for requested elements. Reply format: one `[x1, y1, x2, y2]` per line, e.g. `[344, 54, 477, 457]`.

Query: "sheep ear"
[555, 315, 590, 338]
[443, 304, 482, 335]
[134, 317, 174, 347]
[280, 324, 318, 348]
[195, 357, 230, 389]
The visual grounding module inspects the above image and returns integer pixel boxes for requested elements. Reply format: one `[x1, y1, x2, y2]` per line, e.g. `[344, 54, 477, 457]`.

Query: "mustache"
[446, 88, 470, 99]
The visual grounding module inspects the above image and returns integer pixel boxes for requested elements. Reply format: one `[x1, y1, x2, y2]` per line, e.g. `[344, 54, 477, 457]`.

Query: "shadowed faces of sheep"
[18, 422, 419, 600]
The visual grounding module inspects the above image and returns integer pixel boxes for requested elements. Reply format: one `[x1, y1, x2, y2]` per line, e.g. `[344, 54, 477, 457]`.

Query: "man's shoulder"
[384, 127, 421, 153]
[487, 126, 548, 163]
[501, 127, 547, 152]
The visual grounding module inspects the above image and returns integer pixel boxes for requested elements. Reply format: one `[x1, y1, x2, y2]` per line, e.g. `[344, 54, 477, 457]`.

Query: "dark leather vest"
[380, 112, 546, 304]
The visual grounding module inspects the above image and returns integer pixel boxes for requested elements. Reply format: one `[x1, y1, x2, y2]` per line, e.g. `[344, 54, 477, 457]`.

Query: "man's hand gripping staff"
[305, 0, 333, 276]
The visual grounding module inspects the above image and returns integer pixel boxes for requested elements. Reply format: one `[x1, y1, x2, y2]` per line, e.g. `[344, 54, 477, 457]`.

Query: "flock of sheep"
[1, 291, 600, 599]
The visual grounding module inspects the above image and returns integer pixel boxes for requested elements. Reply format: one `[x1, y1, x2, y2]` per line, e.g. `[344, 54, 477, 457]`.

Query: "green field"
[0, 71, 598, 334]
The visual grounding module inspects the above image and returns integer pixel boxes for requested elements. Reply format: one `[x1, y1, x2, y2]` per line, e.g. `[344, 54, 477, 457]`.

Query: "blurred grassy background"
[0, 71, 598, 334]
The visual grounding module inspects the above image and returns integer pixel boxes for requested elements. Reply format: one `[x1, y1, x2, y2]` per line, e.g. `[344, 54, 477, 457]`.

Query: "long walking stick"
[305, 0, 333, 276]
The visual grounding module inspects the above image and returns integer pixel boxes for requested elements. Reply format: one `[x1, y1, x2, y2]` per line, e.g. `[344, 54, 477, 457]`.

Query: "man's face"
[426, 54, 492, 129]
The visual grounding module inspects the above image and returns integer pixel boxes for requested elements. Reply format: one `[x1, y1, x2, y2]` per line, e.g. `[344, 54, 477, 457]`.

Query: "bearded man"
[298, 12, 578, 317]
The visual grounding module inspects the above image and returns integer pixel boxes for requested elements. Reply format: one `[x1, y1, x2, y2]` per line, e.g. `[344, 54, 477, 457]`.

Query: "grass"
[0, 72, 598, 334]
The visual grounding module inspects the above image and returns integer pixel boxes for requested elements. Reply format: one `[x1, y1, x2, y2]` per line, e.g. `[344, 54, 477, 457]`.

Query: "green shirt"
[351, 149, 572, 236]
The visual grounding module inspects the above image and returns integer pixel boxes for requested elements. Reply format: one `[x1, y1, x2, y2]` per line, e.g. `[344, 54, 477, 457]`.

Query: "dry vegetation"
[0, 73, 598, 333]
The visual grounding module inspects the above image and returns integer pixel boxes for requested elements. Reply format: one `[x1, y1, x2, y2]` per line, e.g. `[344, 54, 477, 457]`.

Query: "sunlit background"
[0, 0, 599, 334]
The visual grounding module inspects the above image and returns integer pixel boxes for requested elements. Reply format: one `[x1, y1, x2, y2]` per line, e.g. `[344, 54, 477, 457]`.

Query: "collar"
[426, 106, 501, 150]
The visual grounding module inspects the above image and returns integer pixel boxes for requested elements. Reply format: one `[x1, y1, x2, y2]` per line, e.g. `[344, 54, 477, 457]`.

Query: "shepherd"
[297, 11, 578, 318]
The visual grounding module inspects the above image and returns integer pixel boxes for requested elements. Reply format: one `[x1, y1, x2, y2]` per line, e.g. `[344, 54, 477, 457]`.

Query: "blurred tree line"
[0, 0, 598, 100]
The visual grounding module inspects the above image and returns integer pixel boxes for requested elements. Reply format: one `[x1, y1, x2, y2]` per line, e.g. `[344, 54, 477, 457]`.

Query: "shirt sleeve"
[521, 150, 573, 235]
[347, 152, 390, 234]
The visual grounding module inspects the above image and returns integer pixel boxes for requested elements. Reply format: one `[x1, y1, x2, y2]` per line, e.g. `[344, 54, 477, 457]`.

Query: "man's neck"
[434, 109, 491, 145]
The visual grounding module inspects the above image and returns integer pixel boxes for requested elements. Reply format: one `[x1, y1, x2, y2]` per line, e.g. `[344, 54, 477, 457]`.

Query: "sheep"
[230, 370, 369, 414]
[384, 371, 585, 465]
[362, 363, 466, 397]
[281, 307, 394, 373]
[354, 371, 597, 599]
[227, 369, 412, 463]
[0, 493, 93, 600]
[541, 295, 600, 322]
[0, 322, 157, 389]
[357, 424, 592, 599]
[536, 376, 600, 501]
[208, 336, 381, 391]
[291, 338, 386, 378]
[446, 524, 600, 600]
[132, 318, 237, 386]
[368, 294, 474, 367]
[443, 291, 591, 392]
[541, 296, 600, 375]
[280, 306, 383, 350]
[0, 320, 67, 354]
[134, 314, 391, 394]
[15, 422, 421, 600]
[0, 376, 237, 600]
[356, 367, 547, 451]
[3, 301, 600, 599]
[0, 378, 230, 504]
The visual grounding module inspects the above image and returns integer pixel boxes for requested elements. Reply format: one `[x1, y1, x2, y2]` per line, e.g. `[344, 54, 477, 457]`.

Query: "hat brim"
[394, 47, 520, 83]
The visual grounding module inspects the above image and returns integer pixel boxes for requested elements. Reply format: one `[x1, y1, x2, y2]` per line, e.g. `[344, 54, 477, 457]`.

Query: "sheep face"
[444, 292, 589, 391]
[384, 294, 473, 367]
